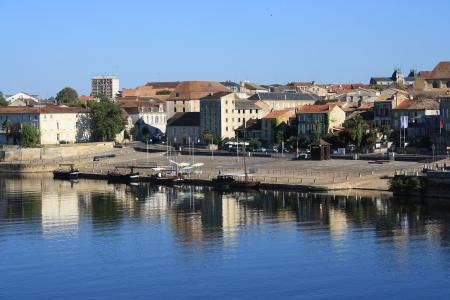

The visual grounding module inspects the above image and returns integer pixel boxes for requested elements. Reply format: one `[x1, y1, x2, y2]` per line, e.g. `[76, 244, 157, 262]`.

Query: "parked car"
[295, 151, 311, 160]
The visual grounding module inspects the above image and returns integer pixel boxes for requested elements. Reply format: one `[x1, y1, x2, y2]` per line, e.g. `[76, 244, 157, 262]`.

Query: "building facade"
[199, 92, 236, 140]
[392, 100, 440, 140]
[416, 61, 450, 91]
[166, 81, 230, 118]
[6, 92, 39, 103]
[91, 75, 120, 99]
[120, 101, 167, 138]
[261, 110, 295, 145]
[370, 69, 417, 86]
[296, 104, 346, 137]
[199, 92, 263, 141]
[373, 94, 408, 127]
[0, 107, 90, 145]
[248, 92, 320, 111]
[166, 112, 200, 145]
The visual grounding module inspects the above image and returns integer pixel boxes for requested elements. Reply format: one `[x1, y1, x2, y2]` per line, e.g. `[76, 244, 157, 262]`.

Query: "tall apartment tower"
[91, 75, 120, 99]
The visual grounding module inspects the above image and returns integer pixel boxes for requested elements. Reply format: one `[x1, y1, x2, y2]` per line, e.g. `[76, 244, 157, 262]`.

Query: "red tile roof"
[291, 82, 313, 87]
[0, 106, 89, 114]
[262, 109, 294, 119]
[358, 103, 374, 110]
[423, 61, 450, 79]
[297, 104, 337, 113]
[116, 99, 164, 108]
[79, 95, 97, 101]
[168, 81, 230, 101]
[145, 82, 179, 89]
[393, 99, 439, 110]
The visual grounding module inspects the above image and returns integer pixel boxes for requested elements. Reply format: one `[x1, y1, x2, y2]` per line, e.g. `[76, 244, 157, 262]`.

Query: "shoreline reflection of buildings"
[1, 177, 450, 255]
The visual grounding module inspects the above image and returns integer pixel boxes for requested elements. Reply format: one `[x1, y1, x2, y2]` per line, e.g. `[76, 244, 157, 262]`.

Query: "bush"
[20, 123, 40, 147]
[155, 90, 171, 95]
[390, 176, 422, 193]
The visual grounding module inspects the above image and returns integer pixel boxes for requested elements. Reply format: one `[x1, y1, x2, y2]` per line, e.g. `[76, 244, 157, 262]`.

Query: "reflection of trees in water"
[169, 189, 225, 254]
[0, 176, 41, 220]
[3, 175, 450, 247]
[89, 192, 124, 228]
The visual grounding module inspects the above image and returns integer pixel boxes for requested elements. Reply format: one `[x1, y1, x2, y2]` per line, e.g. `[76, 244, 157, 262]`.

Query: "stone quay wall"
[1, 142, 114, 162]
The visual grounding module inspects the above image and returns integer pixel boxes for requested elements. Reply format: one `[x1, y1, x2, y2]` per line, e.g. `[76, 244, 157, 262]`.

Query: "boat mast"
[243, 130, 248, 181]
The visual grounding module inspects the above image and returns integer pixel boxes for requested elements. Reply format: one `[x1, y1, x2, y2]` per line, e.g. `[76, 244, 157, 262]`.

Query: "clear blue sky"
[1, 0, 450, 98]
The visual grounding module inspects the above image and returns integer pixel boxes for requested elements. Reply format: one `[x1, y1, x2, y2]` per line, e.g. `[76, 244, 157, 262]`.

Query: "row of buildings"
[1, 61, 450, 148]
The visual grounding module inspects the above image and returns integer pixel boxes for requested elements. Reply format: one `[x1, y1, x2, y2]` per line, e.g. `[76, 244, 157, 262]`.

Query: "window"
[433, 81, 439, 88]
[249, 109, 252, 113]
[175, 93, 180, 97]
[225, 109, 228, 113]
[174, 108, 177, 112]
[447, 81, 450, 88]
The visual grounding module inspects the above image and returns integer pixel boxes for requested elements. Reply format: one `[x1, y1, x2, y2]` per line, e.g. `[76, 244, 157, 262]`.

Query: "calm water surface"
[1, 176, 450, 299]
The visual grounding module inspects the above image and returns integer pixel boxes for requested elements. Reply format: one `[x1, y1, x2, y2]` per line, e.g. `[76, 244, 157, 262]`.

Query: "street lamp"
[146, 139, 149, 164]
[188, 136, 191, 160]
[174, 137, 177, 156]
[432, 143, 435, 163]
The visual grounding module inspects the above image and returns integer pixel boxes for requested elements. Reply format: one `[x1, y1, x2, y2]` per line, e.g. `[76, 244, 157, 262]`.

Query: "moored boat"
[212, 173, 260, 190]
[53, 169, 80, 180]
[150, 173, 184, 186]
[53, 164, 79, 180]
[107, 171, 140, 183]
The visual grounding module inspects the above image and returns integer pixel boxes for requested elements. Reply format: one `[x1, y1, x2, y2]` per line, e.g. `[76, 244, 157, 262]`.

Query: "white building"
[6, 92, 39, 103]
[121, 102, 167, 137]
[91, 75, 120, 99]
[200, 92, 237, 140]
[0, 106, 90, 145]
[199, 92, 263, 140]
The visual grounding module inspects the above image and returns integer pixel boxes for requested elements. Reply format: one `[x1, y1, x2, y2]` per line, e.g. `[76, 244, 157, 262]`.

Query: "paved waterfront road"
[79, 149, 428, 189]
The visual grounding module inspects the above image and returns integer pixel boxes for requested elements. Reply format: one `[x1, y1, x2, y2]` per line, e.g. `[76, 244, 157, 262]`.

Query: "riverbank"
[1, 144, 442, 192]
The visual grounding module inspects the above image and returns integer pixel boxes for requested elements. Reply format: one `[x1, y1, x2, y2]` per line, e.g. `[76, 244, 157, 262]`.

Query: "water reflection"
[1, 175, 450, 251]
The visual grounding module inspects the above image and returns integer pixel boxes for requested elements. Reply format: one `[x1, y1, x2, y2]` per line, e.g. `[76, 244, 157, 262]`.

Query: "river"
[0, 176, 449, 299]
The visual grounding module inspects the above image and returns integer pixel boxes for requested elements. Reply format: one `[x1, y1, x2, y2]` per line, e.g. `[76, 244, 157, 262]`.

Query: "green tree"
[0, 91, 7, 106]
[129, 126, 138, 141]
[324, 132, 346, 148]
[56, 87, 78, 104]
[96, 92, 110, 102]
[275, 130, 285, 145]
[20, 123, 40, 147]
[248, 138, 262, 150]
[356, 121, 363, 149]
[88, 100, 125, 141]
[2, 119, 13, 134]
[363, 129, 378, 147]
[286, 136, 300, 149]
[156, 90, 171, 95]
[201, 130, 214, 144]
[378, 124, 391, 138]
[313, 120, 321, 142]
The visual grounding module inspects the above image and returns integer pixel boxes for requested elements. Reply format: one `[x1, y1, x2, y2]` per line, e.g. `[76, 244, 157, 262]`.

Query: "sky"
[1, 0, 450, 98]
